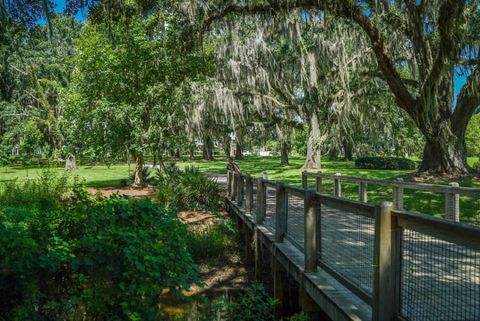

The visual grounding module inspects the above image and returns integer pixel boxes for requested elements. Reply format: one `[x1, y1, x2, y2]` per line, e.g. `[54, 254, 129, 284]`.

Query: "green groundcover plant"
[155, 164, 222, 210]
[0, 173, 199, 321]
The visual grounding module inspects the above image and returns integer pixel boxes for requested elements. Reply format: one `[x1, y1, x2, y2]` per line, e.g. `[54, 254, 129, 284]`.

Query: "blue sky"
[52, 0, 87, 21]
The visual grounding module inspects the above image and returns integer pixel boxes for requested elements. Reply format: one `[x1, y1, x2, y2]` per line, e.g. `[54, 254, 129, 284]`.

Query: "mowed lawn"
[0, 164, 132, 187]
[1, 156, 479, 224]
[177, 156, 480, 225]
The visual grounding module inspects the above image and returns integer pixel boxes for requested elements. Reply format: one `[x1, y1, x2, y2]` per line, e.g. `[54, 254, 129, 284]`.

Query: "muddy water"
[159, 289, 245, 321]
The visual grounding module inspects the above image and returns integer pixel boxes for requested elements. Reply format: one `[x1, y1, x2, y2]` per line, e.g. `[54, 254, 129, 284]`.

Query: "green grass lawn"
[0, 164, 133, 187]
[178, 156, 480, 225]
[1, 156, 479, 225]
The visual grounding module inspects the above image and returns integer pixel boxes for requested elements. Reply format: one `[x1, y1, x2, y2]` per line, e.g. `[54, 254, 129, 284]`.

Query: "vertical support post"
[273, 258, 285, 320]
[304, 189, 318, 273]
[256, 178, 266, 224]
[237, 175, 244, 206]
[244, 228, 254, 265]
[373, 202, 396, 321]
[359, 180, 368, 203]
[227, 171, 233, 197]
[334, 173, 342, 197]
[315, 171, 322, 193]
[445, 182, 460, 222]
[302, 171, 308, 189]
[254, 228, 263, 282]
[393, 178, 404, 210]
[245, 175, 253, 214]
[275, 182, 288, 243]
[231, 172, 238, 201]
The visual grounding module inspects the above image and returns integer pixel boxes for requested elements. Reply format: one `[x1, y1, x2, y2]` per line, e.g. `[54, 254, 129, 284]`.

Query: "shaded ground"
[179, 210, 250, 294]
[87, 185, 156, 198]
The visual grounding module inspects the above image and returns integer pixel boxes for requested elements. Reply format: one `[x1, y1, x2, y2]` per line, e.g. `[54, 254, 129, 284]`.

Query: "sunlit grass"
[1, 156, 478, 224]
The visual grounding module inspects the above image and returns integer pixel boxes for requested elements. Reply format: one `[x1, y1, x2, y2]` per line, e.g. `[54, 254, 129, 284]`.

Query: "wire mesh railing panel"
[400, 229, 480, 321]
[320, 206, 375, 295]
[286, 192, 305, 251]
[251, 181, 257, 219]
[264, 186, 276, 232]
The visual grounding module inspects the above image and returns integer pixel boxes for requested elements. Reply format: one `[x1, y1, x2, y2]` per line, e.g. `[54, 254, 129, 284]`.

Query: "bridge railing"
[302, 171, 480, 226]
[227, 170, 480, 321]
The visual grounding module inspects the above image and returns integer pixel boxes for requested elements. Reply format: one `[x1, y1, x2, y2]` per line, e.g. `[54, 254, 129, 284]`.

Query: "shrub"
[0, 169, 71, 209]
[0, 188, 200, 320]
[186, 225, 234, 261]
[155, 164, 222, 210]
[355, 156, 417, 170]
[473, 160, 480, 172]
[225, 284, 277, 321]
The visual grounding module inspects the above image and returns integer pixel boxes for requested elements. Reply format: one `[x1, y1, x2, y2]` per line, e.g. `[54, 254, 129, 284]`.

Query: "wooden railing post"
[304, 189, 318, 273]
[256, 178, 266, 224]
[373, 202, 396, 321]
[393, 178, 404, 210]
[302, 171, 308, 189]
[445, 182, 460, 222]
[315, 171, 322, 193]
[359, 179, 368, 203]
[334, 173, 342, 197]
[237, 174, 244, 206]
[227, 171, 233, 197]
[231, 172, 238, 201]
[245, 175, 253, 214]
[275, 182, 288, 242]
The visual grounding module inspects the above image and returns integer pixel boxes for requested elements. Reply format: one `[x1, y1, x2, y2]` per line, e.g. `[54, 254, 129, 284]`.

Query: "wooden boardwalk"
[214, 173, 480, 321]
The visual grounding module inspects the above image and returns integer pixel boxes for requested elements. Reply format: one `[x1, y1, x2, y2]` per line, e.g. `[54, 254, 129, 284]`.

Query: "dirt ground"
[87, 185, 156, 198]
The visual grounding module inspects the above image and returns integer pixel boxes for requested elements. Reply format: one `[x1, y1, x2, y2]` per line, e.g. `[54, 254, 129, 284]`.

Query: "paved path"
[210, 173, 480, 321]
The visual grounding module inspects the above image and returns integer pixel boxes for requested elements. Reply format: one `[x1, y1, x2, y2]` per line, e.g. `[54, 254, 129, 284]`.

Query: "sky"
[52, 0, 87, 22]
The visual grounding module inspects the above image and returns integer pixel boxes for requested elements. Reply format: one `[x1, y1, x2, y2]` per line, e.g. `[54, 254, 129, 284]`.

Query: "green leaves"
[0, 180, 200, 320]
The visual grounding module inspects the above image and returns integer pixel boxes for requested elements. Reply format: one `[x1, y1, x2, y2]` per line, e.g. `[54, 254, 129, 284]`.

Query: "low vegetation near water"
[0, 169, 310, 321]
[0, 171, 200, 320]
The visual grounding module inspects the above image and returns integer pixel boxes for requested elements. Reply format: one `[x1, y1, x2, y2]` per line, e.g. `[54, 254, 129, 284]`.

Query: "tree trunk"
[328, 146, 339, 160]
[342, 139, 354, 161]
[235, 141, 242, 160]
[189, 146, 195, 160]
[224, 135, 231, 157]
[203, 137, 214, 160]
[302, 114, 322, 170]
[280, 141, 289, 166]
[175, 148, 180, 159]
[133, 153, 144, 187]
[419, 127, 469, 174]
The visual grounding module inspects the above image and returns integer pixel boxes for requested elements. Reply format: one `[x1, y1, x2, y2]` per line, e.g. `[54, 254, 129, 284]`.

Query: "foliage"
[224, 284, 277, 321]
[0, 169, 71, 209]
[473, 159, 480, 172]
[0, 181, 199, 320]
[186, 224, 235, 261]
[355, 157, 417, 170]
[155, 164, 222, 210]
[466, 114, 480, 157]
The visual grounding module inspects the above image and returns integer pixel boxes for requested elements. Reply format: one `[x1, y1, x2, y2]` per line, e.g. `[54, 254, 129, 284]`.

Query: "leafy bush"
[473, 159, 480, 172]
[0, 170, 71, 209]
[155, 164, 222, 210]
[0, 186, 199, 320]
[225, 284, 277, 321]
[186, 224, 235, 261]
[355, 156, 417, 170]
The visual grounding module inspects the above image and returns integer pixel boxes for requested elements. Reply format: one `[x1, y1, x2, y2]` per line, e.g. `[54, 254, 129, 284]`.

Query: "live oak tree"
[190, 0, 480, 175]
